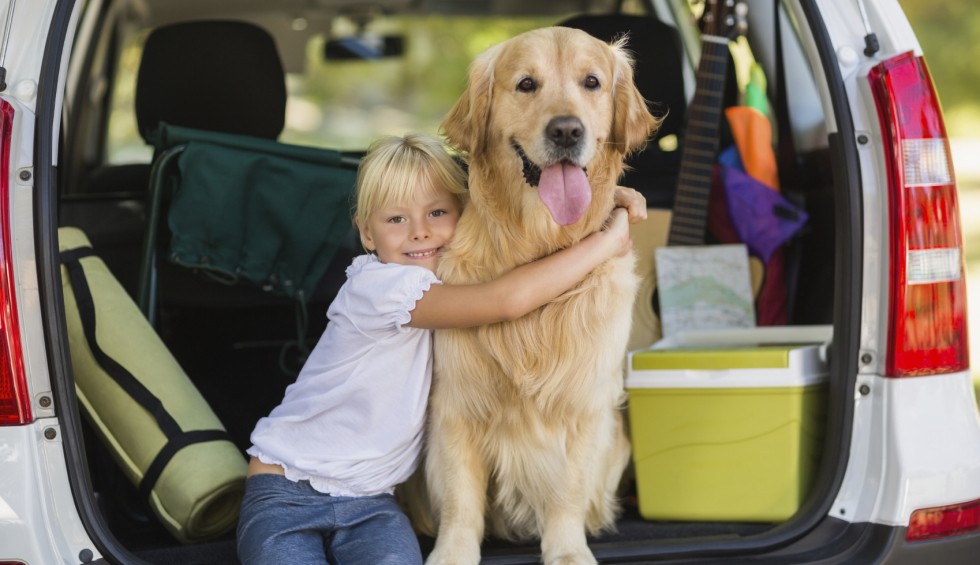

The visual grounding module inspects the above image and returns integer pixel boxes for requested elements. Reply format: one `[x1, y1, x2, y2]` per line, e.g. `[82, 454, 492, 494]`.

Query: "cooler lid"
[627, 326, 831, 389]
[632, 345, 800, 370]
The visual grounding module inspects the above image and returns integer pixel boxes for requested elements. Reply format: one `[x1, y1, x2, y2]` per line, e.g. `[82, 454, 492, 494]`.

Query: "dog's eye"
[516, 77, 537, 93]
[584, 75, 600, 90]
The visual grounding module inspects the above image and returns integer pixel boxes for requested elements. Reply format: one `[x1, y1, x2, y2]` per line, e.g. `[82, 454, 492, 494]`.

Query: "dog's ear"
[610, 38, 662, 155]
[441, 43, 500, 155]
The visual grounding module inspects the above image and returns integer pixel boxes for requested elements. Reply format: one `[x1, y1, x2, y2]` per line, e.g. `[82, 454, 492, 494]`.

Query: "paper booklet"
[655, 243, 756, 338]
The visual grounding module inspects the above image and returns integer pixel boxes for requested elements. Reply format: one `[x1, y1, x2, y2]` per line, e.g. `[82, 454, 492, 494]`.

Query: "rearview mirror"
[324, 35, 405, 60]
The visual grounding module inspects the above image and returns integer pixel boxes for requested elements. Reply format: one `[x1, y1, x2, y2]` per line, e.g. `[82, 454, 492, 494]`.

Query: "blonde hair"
[353, 133, 468, 229]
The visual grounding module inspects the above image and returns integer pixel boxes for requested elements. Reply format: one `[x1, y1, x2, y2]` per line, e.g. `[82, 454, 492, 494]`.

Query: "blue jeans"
[236, 473, 422, 565]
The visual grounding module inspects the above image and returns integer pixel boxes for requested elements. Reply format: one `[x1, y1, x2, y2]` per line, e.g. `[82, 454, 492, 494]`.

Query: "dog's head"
[441, 26, 660, 226]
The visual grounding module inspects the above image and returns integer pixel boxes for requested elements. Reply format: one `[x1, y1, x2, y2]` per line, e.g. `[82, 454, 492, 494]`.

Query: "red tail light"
[907, 497, 980, 542]
[868, 52, 969, 377]
[0, 99, 30, 425]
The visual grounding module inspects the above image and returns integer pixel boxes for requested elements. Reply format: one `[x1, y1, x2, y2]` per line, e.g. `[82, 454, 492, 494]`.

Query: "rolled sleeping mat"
[58, 227, 247, 543]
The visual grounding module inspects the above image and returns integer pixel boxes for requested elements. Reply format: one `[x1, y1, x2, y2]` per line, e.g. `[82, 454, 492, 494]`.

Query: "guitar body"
[629, 209, 764, 351]
[629, 210, 671, 351]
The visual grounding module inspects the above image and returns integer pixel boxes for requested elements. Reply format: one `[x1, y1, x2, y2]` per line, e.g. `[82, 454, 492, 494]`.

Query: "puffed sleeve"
[339, 256, 440, 333]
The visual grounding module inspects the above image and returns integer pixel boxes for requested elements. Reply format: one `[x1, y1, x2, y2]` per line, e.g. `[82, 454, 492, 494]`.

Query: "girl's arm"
[407, 208, 635, 329]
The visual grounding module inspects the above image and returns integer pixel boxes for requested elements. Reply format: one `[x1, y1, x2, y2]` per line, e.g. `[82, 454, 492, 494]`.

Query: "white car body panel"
[0, 424, 101, 563]
[2, 2, 94, 562]
[1, 1, 56, 114]
[834, 372, 980, 525]
[811, 0, 980, 529]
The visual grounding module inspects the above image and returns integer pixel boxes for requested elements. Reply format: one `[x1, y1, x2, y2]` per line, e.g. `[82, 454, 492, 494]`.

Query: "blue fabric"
[236, 473, 422, 565]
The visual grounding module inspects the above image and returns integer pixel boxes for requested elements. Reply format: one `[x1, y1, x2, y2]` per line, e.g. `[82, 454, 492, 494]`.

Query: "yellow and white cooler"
[626, 326, 831, 523]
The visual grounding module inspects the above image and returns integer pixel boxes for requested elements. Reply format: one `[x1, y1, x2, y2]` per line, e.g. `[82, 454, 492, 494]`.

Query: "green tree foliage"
[900, 1, 980, 115]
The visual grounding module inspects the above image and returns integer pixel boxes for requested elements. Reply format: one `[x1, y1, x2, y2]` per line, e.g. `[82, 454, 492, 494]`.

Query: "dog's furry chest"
[433, 252, 638, 417]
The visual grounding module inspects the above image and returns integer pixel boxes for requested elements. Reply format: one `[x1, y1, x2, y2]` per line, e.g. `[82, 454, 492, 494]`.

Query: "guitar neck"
[667, 35, 731, 247]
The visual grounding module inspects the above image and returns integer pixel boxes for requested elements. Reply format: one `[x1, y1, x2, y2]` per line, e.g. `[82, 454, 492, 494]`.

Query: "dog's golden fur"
[413, 27, 659, 565]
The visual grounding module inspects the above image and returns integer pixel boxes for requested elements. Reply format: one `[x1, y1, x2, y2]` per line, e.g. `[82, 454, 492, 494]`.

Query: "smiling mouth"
[405, 248, 441, 259]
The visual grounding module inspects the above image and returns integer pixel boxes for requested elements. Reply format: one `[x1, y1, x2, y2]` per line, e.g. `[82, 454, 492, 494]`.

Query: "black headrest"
[135, 20, 287, 142]
[559, 15, 687, 207]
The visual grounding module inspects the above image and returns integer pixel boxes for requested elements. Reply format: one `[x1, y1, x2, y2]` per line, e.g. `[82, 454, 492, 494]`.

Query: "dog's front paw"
[425, 540, 481, 565]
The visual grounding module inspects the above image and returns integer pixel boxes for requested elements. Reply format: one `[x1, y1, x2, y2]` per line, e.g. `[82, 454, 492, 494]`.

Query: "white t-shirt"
[247, 254, 440, 496]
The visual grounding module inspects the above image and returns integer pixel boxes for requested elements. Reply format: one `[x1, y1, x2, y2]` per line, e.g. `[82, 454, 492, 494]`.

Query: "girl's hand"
[613, 186, 648, 224]
[600, 208, 634, 257]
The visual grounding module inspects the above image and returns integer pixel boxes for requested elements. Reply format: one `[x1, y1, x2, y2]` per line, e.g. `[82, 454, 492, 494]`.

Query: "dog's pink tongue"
[538, 163, 591, 226]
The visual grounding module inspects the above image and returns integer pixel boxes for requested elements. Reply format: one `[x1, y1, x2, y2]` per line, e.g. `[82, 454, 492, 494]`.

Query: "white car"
[1, 0, 978, 563]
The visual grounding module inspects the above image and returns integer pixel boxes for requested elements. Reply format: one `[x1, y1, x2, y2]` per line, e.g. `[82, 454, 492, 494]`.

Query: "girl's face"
[358, 186, 462, 272]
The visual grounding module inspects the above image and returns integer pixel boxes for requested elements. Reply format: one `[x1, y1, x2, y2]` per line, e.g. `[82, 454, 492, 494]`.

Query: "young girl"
[236, 133, 644, 565]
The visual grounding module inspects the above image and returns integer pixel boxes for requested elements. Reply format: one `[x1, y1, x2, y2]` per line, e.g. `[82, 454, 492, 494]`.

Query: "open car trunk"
[44, 0, 864, 562]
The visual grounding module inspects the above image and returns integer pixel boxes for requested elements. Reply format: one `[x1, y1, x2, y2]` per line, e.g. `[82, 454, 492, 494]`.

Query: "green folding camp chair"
[136, 123, 361, 333]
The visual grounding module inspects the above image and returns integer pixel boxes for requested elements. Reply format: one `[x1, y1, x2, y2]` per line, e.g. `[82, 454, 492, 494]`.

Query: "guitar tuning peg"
[736, 1, 749, 31]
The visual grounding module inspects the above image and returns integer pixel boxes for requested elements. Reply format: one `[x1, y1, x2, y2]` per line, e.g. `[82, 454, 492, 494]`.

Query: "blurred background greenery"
[901, 1, 980, 138]
[900, 0, 980, 397]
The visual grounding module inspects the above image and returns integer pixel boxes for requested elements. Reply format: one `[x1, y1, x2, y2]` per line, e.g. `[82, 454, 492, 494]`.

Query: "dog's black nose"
[546, 116, 584, 148]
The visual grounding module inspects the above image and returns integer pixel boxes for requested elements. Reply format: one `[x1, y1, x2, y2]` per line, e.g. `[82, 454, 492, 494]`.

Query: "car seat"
[134, 20, 286, 142]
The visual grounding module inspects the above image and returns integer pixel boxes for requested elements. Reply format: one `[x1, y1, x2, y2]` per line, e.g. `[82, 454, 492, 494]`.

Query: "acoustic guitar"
[628, 0, 757, 350]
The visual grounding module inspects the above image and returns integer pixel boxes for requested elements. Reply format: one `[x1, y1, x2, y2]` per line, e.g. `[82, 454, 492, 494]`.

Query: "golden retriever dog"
[416, 27, 659, 565]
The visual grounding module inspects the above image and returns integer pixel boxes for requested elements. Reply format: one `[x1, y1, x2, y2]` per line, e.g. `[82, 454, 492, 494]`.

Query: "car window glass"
[105, 15, 558, 163]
